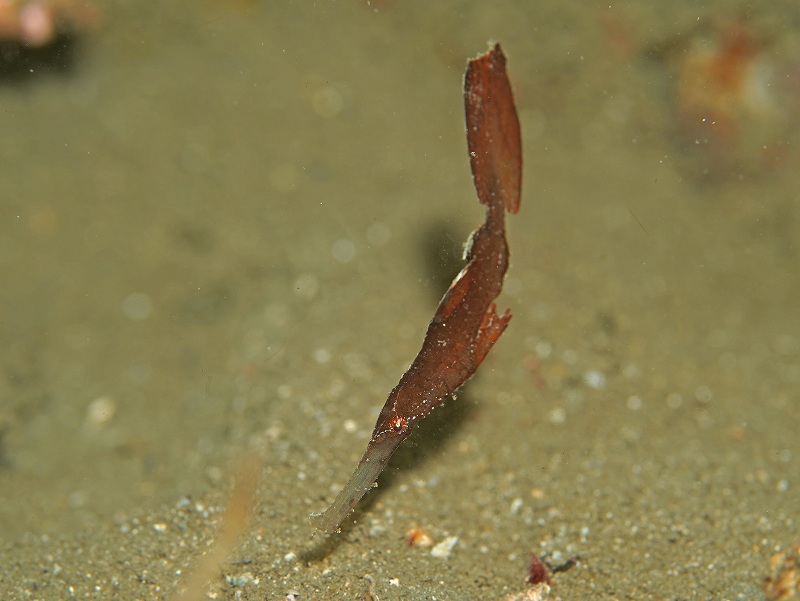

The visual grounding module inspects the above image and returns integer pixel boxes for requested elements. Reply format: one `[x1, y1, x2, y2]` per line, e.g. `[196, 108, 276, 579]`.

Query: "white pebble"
[86, 396, 116, 428]
[226, 572, 258, 587]
[430, 535, 458, 558]
[583, 370, 606, 389]
[549, 407, 566, 425]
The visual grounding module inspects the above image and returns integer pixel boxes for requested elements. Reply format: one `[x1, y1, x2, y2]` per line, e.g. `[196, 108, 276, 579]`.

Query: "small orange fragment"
[406, 527, 433, 548]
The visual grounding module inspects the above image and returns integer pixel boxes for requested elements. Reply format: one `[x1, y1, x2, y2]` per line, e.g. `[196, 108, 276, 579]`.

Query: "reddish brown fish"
[311, 43, 522, 533]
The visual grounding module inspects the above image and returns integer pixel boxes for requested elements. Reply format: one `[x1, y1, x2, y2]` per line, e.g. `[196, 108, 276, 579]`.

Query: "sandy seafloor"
[1, 1, 799, 599]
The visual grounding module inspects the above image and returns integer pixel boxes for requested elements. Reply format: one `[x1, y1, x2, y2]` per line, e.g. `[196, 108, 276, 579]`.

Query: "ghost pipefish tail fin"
[464, 43, 522, 214]
[311, 43, 522, 533]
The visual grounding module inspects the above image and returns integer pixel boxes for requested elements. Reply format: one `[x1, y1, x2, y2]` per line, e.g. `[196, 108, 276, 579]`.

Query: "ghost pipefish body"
[310, 43, 522, 533]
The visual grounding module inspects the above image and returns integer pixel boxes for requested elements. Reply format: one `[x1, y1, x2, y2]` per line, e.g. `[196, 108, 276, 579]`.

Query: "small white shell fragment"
[582, 369, 606, 389]
[503, 583, 551, 601]
[85, 396, 116, 428]
[226, 572, 258, 587]
[430, 535, 458, 558]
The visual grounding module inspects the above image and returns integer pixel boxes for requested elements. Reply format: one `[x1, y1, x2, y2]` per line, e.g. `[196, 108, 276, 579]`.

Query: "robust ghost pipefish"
[311, 43, 522, 533]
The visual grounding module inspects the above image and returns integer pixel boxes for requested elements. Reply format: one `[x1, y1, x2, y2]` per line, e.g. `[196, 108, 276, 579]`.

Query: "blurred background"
[1, 1, 798, 599]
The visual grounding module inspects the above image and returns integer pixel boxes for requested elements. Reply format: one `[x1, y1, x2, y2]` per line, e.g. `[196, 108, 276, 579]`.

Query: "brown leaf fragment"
[526, 553, 552, 586]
